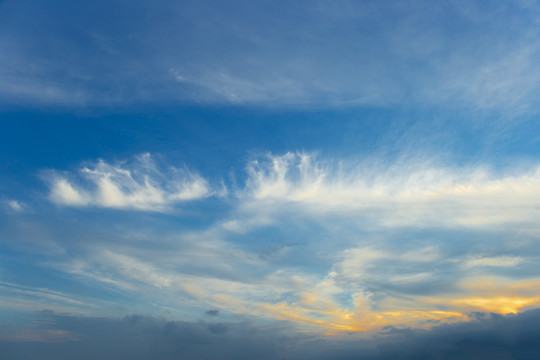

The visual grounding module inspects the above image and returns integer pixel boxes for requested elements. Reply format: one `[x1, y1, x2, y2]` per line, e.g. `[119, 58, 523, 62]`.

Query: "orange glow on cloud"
[254, 277, 540, 334]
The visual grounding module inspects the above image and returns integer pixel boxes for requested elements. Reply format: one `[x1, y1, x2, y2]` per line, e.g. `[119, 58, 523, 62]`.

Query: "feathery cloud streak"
[44, 154, 212, 211]
[2, 0, 540, 112]
[243, 152, 540, 228]
[45, 151, 540, 228]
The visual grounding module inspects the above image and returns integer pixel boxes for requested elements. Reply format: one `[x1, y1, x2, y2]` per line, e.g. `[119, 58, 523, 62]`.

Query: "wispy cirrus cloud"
[3, 1, 540, 113]
[43, 153, 214, 212]
[0, 281, 101, 315]
[241, 152, 540, 228]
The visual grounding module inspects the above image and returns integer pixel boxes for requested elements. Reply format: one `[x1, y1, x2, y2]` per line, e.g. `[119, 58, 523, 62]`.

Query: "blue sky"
[3, 0, 540, 358]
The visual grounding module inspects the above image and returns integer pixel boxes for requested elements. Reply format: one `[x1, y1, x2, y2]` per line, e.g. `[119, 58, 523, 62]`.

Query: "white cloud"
[101, 251, 173, 289]
[3, 199, 25, 212]
[465, 256, 523, 268]
[49, 178, 91, 206]
[45, 154, 213, 211]
[7, 200, 22, 211]
[240, 152, 540, 228]
[334, 245, 442, 286]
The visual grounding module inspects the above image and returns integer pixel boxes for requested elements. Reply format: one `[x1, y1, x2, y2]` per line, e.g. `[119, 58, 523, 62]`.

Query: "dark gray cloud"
[205, 309, 220, 317]
[0, 312, 295, 360]
[3, 309, 540, 359]
[373, 310, 540, 360]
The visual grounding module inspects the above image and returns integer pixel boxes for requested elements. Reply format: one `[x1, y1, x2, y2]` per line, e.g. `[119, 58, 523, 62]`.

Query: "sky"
[2, 0, 540, 359]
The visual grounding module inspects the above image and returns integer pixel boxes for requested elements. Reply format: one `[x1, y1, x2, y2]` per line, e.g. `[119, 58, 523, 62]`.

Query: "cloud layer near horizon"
[3, 310, 540, 360]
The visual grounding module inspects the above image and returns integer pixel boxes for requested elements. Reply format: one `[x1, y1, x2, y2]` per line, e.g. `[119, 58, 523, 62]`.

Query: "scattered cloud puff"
[205, 309, 219, 317]
[464, 256, 523, 268]
[2, 199, 25, 212]
[7, 200, 23, 211]
[44, 154, 213, 211]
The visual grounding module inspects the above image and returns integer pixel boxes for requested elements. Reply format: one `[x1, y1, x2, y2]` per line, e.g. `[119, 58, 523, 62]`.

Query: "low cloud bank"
[3, 309, 540, 359]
